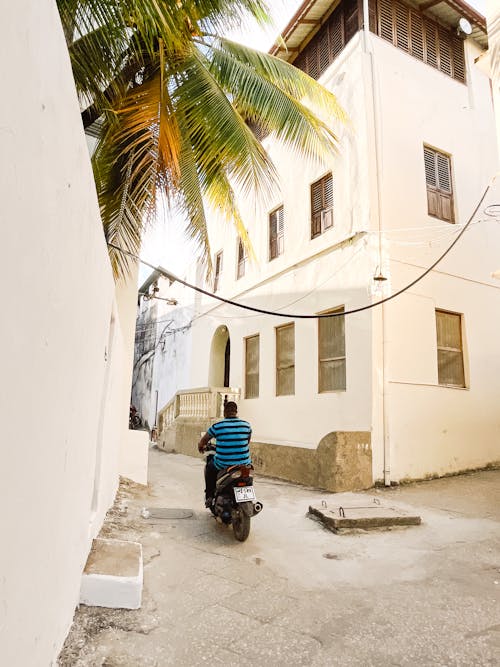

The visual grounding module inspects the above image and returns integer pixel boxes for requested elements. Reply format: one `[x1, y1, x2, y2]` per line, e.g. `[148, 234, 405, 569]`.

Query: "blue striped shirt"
[207, 418, 252, 470]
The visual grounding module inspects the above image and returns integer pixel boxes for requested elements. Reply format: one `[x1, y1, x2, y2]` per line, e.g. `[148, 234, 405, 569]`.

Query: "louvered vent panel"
[318, 27, 330, 75]
[307, 41, 319, 79]
[395, 1, 409, 52]
[379, 0, 394, 42]
[368, 0, 378, 33]
[424, 20, 438, 68]
[438, 27, 453, 76]
[409, 11, 424, 61]
[452, 36, 466, 82]
[330, 11, 344, 58]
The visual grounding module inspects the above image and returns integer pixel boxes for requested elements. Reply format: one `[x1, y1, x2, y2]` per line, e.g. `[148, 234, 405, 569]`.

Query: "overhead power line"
[109, 182, 492, 320]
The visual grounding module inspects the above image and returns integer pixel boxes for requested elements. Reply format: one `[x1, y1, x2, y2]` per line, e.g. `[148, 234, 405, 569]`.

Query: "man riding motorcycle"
[197, 401, 252, 509]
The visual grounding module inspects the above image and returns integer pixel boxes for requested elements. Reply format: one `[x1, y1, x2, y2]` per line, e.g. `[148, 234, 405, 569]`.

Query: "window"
[245, 335, 260, 398]
[293, 0, 360, 79]
[311, 174, 333, 239]
[236, 238, 247, 279]
[269, 206, 284, 260]
[318, 307, 346, 392]
[424, 147, 454, 223]
[214, 251, 223, 292]
[370, 0, 466, 83]
[436, 310, 465, 387]
[276, 323, 295, 396]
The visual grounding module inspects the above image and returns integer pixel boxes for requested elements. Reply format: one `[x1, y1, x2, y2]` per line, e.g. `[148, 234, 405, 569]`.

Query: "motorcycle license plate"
[234, 486, 256, 502]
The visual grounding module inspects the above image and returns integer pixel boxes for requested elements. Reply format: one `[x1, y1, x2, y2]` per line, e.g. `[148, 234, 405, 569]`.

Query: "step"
[80, 538, 143, 609]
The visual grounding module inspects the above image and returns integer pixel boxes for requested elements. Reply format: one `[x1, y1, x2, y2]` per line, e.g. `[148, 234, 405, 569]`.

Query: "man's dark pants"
[204, 456, 218, 501]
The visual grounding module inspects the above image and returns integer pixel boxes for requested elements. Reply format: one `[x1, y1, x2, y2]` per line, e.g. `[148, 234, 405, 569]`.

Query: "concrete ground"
[59, 449, 500, 666]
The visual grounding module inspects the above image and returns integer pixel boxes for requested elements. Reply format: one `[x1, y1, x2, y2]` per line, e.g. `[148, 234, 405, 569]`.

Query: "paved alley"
[59, 450, 500, 666]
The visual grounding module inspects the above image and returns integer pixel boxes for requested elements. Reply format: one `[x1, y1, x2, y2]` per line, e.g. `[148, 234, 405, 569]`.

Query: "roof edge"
[269, 0, 487, 56]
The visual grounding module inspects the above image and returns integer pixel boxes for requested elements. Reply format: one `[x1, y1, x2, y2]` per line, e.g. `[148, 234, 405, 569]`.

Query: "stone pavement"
[59, 450, 500, 666]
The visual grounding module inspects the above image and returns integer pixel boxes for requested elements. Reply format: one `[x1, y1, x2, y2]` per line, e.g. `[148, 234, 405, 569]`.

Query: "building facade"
[151, 0, 500, 487]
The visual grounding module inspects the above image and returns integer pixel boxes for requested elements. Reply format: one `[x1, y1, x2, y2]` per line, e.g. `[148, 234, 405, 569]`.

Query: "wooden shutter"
[293, 0, 362, 80]
[424, 19, 438, 69]
[307, 40, 319, 79]
[311, 179, 324, 238]
[269, 206, 284, 260]
[318, 26, 330, 76]
[237, 239, 246, 279]
[378, 0, 394, 42]
[424, 147, 454, 223]
[436, 310, 465, 387]
[452, 35, 466, 82]
[214, 251, 222, 291]
[395, 1, 409, 52]
[319, 308, 346, 392]
[373, 0, 466, 82]
[344, 0, 359, 43]
[277, 206, 285, 256]
[368, 0, 378, 34]
[245, 335, 260, 398]
[311, 174, 333, 238]
[323, 174, 334, 230]
[276, 324, 295, 396]
[330, 9, 344, 59]
[438, 26, 453, 77]
[409, 11, 424, 61]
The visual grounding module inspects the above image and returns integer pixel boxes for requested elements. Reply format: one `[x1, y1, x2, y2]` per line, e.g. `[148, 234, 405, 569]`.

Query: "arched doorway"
[208, 325, 230, 387]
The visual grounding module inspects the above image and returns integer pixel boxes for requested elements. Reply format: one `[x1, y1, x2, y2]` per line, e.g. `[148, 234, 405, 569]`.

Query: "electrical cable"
[109, 182, 492, 320]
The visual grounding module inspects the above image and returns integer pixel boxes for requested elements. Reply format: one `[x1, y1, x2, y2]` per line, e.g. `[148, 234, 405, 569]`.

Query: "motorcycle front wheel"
[232, 508, 251, 542]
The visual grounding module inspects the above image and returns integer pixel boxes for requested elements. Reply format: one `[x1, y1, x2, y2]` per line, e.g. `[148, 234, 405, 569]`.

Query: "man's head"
[223, 401, 238, 418]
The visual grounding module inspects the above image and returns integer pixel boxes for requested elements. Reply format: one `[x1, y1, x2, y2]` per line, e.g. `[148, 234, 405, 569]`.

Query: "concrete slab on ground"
[80, 538, 143, 610]
[308, 502, 421, 531]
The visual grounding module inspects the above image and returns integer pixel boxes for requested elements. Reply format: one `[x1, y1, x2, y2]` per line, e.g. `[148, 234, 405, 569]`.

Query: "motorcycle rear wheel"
[232, 508, 251, 542]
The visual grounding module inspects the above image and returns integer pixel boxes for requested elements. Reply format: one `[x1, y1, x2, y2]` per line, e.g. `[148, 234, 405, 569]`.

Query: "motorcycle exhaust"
[253, 501, 263, 515]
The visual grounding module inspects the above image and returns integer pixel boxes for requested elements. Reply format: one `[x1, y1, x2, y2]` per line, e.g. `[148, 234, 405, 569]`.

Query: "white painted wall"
[370, 32, 500, 479]
[188, 36, 375, 448]
[0, 2, 143, 664]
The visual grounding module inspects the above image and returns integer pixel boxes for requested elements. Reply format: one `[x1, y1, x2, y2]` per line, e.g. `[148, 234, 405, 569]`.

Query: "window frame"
[269, 205, 285, 261]
[275, 322, 295, 396]
[244, 334, 260, 399]
[310, 173, 334, 239]
[213, 250, 223, 292]
[424, 145, 455, 224]
[435, 308, 466, 388]
[318, 306, 346, 393]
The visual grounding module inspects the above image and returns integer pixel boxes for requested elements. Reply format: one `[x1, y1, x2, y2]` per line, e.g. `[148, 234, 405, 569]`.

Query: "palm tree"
[57, 0, 346, 277]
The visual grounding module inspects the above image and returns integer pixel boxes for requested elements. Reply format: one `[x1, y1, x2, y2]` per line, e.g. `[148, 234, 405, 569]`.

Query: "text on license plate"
[234, 486, 256, 502]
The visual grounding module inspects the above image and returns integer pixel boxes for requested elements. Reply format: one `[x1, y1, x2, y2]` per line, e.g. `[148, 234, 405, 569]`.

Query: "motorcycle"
[203, 445, 263, 542]
[129, 406, 142, 430]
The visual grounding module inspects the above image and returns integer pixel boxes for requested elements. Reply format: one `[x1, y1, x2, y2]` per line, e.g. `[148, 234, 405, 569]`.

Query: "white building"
[150, 0, 500, 488]
[0, 2, 148, 664]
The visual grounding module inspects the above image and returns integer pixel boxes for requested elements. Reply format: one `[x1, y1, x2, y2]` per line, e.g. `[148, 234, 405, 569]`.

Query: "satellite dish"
[458, 17, 472, 35]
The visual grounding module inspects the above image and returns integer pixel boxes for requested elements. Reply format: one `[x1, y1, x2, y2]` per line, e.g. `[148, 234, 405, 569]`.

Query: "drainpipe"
[362, 0, 391, 485]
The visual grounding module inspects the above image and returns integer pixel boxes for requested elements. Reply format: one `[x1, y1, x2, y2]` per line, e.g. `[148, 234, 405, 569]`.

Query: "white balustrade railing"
[158, 387, 241, 434]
